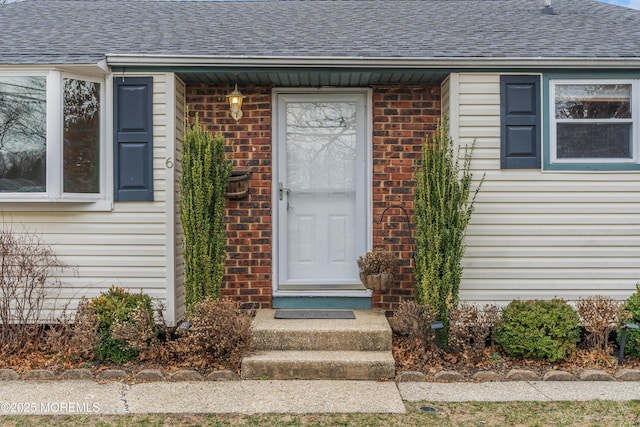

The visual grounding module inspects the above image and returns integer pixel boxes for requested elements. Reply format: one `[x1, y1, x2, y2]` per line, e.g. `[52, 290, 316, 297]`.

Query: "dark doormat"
[274, 310, 355, 319]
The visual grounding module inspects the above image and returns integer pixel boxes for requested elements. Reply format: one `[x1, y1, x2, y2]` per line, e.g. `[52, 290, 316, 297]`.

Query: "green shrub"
[495, 299, 580, 362]
[618, 284, 640, 358]
[88, 286, 157, 363]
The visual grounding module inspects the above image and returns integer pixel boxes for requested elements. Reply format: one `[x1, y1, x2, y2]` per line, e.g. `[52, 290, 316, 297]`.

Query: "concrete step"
[241, 350, 396, 380]
[250, 309, 392, 352]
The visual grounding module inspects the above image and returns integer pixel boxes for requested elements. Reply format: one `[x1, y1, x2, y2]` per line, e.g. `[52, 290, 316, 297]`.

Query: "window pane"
[556, 84, 631, 119]
[0, 76, 47, 192]
[63, 78, 100, 193]
[557, 123, 632, 159]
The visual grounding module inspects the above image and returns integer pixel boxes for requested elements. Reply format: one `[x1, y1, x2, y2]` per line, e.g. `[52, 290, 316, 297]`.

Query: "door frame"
[272, 87, 373, 299]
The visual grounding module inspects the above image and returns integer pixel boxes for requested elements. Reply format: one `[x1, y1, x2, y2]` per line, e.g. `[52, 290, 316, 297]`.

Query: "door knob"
[278, 182, 291, 201]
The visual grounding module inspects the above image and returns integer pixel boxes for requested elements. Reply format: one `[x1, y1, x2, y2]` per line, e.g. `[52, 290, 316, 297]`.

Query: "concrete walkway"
[0, 380, 639, 415]
[399, 381, 640, 403]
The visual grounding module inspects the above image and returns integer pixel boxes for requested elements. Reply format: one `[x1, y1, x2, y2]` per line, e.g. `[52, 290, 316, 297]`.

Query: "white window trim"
[0, 70, 109, 209]
[549, 79, 639, 165]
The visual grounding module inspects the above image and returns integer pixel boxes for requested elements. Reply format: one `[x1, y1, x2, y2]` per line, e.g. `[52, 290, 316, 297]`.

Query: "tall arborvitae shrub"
[413, 115, 482, 346]
[180, 115, 232, 312]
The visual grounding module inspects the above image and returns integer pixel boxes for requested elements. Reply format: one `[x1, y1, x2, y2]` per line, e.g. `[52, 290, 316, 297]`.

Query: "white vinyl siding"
[4, 73, 178, 323]
[445, 72, 640, 305]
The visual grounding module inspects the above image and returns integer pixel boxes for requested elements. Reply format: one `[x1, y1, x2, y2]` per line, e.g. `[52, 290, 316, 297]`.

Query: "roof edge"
[105, 54, 640, 69]
[0, 61, 109, 75]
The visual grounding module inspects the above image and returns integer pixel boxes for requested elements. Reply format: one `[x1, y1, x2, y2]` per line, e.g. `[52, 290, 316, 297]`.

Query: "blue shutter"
[113, 77, 153, 201]
[500, 75, 541, 169]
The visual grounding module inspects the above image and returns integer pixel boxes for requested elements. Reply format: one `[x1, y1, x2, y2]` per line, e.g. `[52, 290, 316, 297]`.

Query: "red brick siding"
[187, 84, 273, 309]
[371, 84, 441, 310]
[185, 83, 441, 311]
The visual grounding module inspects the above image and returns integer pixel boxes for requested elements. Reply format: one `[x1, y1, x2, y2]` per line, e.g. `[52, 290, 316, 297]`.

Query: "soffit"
[175, 69, 447, 86]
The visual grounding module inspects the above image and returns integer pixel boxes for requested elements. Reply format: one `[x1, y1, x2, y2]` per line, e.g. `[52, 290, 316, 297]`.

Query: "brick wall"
[186, 83, 441, 311]
[371, 84, 441, 310]
[187, 84, 273, 309]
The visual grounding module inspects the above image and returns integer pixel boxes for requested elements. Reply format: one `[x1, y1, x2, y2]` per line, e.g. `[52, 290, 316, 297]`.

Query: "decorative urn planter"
[357, 248, 399, 293]
[359, 271, 395, 292]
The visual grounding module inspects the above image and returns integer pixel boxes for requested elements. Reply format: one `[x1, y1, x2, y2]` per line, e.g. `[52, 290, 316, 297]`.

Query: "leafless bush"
[449, 303, 502, 364]
[391, 300, 440, 370]
[482, 304, 503, 348]
[0, 224, 66, 352]
[577, 296, 628, 353]
[43, 298, 98, 363]
[357, 248, 398, 275]
[168, 298, 253, 371]
[68, 298, 100, 360]
[111, 301, 159, 354]
[391, 300, 436, 344]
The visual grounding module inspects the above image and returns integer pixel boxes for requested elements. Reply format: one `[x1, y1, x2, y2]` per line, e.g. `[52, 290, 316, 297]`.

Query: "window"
[0, 71, 104, 201]
[63, 78, 101, 194]
[0, 76, 47, 192]
[550, 80, 638, 168]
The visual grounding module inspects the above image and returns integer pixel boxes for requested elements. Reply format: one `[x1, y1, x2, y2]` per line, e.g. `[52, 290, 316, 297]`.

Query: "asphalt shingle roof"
[1, 0, 640, 65]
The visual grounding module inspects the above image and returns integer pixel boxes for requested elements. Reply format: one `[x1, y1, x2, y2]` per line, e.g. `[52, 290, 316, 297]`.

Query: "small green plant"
[88, 286, 157, 363]
[180, 113, 233, 312]
[495, 299, 580, 362]
[618, 283, 640, 358]
[413, 115, 483, 347]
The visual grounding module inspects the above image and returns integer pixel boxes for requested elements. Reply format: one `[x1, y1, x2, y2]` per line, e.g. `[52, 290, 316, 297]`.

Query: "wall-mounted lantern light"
[226, 84, 246, 122]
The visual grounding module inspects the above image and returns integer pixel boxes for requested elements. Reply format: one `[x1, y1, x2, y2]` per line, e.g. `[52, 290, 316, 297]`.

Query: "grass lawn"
[2, 400, 639, 426]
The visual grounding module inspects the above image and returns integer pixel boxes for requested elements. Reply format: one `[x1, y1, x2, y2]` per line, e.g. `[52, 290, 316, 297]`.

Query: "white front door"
[276, 91, 368, 291]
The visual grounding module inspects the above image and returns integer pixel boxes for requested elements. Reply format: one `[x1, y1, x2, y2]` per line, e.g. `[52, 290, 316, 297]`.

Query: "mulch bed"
[1, 334, 639, 380]
[392, 335, 640, 381]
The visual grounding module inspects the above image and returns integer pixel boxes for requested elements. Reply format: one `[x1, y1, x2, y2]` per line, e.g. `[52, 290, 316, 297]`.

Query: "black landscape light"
[176, 320, 192, 334]
[618, 322, 639, 366]
[431, 321, 444, 349]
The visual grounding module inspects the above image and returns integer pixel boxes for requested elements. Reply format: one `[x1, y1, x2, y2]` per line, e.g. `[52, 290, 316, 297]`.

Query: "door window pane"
[63, 78, 100, 193]
[0, 76, 47, 192]
[286, 102, 357, 193]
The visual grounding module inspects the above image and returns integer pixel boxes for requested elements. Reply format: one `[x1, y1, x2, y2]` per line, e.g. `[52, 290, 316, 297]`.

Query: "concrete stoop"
[241, 309, 395, 380]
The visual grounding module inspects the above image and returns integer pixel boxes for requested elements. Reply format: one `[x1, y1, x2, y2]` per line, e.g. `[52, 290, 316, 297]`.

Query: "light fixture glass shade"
[226, 84, 246, 121]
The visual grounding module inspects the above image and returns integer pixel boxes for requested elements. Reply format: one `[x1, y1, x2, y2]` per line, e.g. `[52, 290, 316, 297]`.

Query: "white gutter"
[106, 54, 640, 69]
[0, 63, 109, 75]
